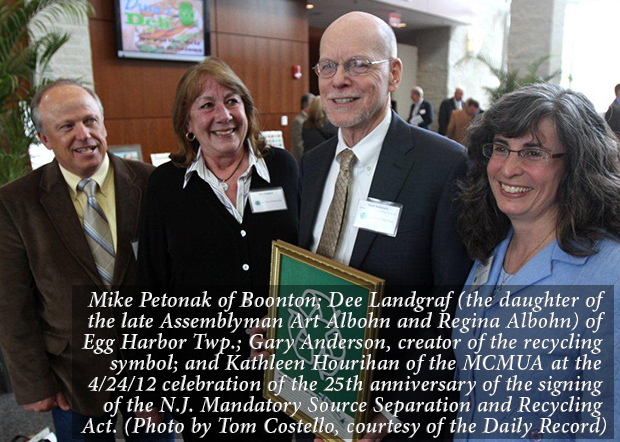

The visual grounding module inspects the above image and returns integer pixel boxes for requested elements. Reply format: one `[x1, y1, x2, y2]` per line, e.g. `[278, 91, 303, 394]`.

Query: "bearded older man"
[296, 11, 472, 441]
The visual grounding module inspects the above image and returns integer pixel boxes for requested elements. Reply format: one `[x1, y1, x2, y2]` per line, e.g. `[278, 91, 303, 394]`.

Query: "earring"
[185, 132, 196, 141]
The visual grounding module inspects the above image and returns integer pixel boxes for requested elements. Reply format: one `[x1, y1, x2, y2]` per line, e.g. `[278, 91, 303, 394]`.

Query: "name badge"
[471, 254, 494, 291]
[249, 187, 287, 213]
[353, 198, 403, 237]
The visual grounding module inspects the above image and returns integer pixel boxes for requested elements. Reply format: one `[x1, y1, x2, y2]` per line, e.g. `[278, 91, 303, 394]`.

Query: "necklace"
[208, 156, 244, 192]
[493, 229, 556, 299]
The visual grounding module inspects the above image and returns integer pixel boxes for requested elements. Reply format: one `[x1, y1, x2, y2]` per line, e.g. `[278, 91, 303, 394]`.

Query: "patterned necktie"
[316, 149, 356, 259]
[78, 178, 115, 287]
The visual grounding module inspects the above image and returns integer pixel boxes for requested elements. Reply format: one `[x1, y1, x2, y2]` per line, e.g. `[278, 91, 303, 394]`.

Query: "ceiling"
[306, 0, 475, 35]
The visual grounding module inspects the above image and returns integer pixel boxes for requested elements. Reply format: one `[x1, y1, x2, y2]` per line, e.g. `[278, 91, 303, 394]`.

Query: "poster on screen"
[115, 0, 210, 62]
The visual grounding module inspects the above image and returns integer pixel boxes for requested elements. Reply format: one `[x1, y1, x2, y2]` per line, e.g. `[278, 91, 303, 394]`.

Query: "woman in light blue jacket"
[453, 84, 620, 441]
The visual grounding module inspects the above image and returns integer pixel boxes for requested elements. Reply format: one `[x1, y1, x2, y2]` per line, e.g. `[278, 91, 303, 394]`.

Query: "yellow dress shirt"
[58, 154, 117, 251]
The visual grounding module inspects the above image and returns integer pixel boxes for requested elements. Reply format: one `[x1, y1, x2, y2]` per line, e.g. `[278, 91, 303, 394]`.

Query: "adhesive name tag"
[249, 187, 287, 213]
[471, 254, 494, 291]
[353, 198, 403, 237]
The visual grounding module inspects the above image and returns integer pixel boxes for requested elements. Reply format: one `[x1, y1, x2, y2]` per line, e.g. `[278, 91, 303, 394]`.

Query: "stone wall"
[447, 0, 510, 111]
[410, 26, 451, 130]
[409, 0, 510, 130]
[507, 0, 567, 81]
[393, 43, 418, 121]
[29, 12, 94, 88]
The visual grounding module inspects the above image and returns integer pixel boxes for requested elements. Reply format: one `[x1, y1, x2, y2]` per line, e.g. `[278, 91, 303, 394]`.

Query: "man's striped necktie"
[78, 178, 115, 287]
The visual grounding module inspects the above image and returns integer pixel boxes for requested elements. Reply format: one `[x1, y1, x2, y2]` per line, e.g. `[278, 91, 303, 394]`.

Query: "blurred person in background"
[407, 86, 433, 130]
[290, 92, 315, 162]
[447, 98, 480, 145]
[302, 96, 338, 154]
[438, 86, 464, 135]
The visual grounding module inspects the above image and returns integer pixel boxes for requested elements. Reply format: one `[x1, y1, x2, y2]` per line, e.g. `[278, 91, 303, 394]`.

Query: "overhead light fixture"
[467, 27, 483, 54]
[306, 3, 314, 9]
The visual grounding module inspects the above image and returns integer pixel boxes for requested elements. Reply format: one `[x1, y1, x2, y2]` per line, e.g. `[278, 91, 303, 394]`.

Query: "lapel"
[349, 111, 416, 269]
[39, 160, 103, 288]
[40, 155, 142, 289]
[110, 154, 142, 287]
[249, 162, 270, 190]
[299, 138, 337, 249]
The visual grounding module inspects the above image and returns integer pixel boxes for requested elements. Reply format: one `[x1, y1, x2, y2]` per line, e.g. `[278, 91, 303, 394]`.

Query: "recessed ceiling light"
[306, 4, 314, 9]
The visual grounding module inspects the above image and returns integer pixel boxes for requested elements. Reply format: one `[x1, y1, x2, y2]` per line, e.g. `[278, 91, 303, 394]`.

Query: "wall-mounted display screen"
[115, 0, 210, 62]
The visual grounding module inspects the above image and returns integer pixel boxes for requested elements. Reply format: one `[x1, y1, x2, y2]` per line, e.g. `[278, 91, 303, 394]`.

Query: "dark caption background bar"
[69, 285, 615, 441]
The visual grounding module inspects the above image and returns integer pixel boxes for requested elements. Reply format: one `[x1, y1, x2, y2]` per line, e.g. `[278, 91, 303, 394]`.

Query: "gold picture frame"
[264, 240, 385, 442]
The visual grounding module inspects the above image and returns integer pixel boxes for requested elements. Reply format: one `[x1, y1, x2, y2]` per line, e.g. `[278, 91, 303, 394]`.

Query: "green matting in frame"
[264, 240, 385, 442]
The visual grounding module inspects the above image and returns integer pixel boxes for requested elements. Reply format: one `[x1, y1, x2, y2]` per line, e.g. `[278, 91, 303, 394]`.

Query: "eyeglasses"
[313, 57, 392, 78]
[482, 143, 565, 166]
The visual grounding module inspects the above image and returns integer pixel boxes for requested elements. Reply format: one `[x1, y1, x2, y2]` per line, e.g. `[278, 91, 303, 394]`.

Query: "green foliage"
[458, 53, 561, 103]
[0, 0, 92, 186]
[0, 105, 34, 184]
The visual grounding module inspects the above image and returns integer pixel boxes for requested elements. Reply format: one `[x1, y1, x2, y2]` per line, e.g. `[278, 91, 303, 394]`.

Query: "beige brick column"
[30, 14, 94, 88]
[508, 0, 568, 81]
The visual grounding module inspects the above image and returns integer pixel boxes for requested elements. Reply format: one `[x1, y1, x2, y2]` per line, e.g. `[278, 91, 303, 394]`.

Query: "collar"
[335, 109, 391, 169]
[183, 142, 270, 189]
[497, 228, 588, 267]
[59, 153, 111, 197]
[550, 239, 588, 265]
[615, 97, 620, 106]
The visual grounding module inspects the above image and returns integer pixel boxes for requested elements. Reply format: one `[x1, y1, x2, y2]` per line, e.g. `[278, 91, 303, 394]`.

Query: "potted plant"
[0, 0, 92, 186]
[459, 53, 561, 103]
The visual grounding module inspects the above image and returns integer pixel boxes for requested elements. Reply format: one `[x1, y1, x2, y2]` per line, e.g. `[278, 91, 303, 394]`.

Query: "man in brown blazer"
[447, 98, 480, 145]
[0, 80, 165, 439]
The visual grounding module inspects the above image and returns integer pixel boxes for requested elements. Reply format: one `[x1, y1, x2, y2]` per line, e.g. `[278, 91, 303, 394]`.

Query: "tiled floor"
[0, 393, 54, 440]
